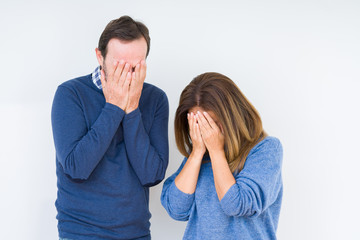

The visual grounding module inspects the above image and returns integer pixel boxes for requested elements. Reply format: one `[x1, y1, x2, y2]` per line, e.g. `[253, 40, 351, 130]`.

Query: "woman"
[161, 72, 283, 240]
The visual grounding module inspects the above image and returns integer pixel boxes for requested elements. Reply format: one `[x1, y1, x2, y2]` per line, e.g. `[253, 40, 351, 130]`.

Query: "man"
[51, 16, 169, 240]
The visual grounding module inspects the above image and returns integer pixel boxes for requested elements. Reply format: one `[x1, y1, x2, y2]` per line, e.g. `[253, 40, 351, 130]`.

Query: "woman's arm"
[220, 138, 283, 217]
[197, 112, 283, 217]
[174, 112, 205, 194]
[196, 111, 235, 200]
[208, 150, 236, 201]
[161, 158, 194, 221]
[161, 112, 206, 221]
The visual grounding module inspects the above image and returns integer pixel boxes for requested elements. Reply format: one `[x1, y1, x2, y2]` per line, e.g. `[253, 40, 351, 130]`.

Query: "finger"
[130, 63, 140, 89]
[120, 63, 131, 86]
[193, 114, 197, 136]
[113, 60, 125, 83]
[197, 120, 207, 142]
[188, 112, 194, 133]
[130, 71, 135, 86]
[203, 112, 220, 131]
[187, 112, 190, 127]
[139, 60, 147, 83]
[135, 63, 140, 82]
[124, 71, 132, 89]
[108, 60, 117, 79]
[188, 115, 195, 142]
[196, 111, 210, 132]
[196, 115, 206, 137]
[195, 122, 202, 141]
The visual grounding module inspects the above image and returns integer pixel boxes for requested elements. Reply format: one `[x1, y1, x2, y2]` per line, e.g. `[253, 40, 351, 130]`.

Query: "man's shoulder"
[58, 73, 92, 91]
[143, 82, 167, 100]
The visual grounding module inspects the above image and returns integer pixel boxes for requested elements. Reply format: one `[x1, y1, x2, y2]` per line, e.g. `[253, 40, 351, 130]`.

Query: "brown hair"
[98, 15, 150, 58]
[175, 72, 267, 173]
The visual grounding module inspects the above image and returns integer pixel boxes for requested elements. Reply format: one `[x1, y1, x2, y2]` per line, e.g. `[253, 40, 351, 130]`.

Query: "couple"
[51, 16, 283, 240]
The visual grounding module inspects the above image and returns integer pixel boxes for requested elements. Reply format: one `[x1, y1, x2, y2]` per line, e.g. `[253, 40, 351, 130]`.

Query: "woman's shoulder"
[248, 136, 283, 159]
[253, 136, 281, 150]
[240, 136, 283, 174]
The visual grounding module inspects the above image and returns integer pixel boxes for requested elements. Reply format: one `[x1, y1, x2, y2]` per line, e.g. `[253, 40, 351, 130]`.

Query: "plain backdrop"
[1, 0, 359, 239]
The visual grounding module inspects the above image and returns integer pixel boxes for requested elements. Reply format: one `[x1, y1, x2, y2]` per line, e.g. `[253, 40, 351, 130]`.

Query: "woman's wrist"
[208, 148, 226, 161]
[190, 149, 205, 160]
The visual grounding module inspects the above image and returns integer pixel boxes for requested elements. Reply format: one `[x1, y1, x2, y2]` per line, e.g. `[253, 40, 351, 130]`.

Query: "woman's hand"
[196, 111, 235, 201]
[188, 112, 206, 156]
[173, 112, 205, 195]
[196, 111, 225, 154]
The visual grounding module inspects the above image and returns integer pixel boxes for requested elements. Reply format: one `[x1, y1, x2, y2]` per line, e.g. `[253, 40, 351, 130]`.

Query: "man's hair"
[98, 15, 150, 58]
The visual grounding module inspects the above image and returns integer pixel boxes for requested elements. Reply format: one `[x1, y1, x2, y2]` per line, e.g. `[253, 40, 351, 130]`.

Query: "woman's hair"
[174, 72, 267, 173]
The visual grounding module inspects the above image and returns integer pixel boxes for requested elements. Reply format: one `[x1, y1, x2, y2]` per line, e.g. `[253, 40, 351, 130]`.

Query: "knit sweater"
[161, 136, 283, 240]
[51, 73, 169, 240]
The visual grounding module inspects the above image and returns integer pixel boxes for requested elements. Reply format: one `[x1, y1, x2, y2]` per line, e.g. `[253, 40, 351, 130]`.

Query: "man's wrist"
[125, 106, 137, 114]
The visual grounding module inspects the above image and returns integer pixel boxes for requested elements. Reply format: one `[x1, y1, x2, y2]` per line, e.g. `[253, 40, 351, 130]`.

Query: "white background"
[1, 0, 359, 239]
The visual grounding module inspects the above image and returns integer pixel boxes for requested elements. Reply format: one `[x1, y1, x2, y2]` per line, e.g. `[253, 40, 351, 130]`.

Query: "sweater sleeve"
[51, 85, 125, 180]
[161, 158, 195, 221]
[122, 91, 169, 187]
[220, 137, 283, 218]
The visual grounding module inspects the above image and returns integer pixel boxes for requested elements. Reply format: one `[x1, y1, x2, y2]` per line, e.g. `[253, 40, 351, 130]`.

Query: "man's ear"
[95, 48, 104, 68]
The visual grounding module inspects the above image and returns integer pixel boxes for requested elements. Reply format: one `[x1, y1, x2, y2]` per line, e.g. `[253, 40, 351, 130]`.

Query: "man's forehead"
[106, 38, 147, 65]
[107, 55, 144, 67]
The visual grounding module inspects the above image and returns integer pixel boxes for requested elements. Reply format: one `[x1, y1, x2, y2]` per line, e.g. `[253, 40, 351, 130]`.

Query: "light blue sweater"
[161, 136, 283, 240]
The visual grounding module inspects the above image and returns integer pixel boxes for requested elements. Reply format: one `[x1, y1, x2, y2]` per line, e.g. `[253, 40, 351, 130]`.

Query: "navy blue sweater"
[51, 73, 169, 239]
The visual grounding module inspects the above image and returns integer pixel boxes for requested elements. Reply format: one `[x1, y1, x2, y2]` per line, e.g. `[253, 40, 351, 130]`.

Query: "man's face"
[96, 37, 147, 78]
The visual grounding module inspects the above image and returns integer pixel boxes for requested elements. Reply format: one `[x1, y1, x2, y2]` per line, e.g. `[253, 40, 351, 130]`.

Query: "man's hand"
[100, 60, 132, 111]
[125, 60, 147, 114]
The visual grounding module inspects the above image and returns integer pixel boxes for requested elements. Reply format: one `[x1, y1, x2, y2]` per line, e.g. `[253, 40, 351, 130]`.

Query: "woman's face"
[188, 106, 222, 131]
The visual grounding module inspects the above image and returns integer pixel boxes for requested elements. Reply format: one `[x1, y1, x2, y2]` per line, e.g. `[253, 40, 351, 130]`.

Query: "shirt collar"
[92, 66, 102, 89]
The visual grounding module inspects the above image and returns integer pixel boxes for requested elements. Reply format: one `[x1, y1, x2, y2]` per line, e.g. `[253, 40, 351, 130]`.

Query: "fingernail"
[119, 60, 124, 65]
[113, 61, 118, 66]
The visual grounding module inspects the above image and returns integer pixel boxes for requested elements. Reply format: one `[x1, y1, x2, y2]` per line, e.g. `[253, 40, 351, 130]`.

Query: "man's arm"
[52, 61, 132, 180]
[123, 91, 169, 187]
[51, 86, 125, 180]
